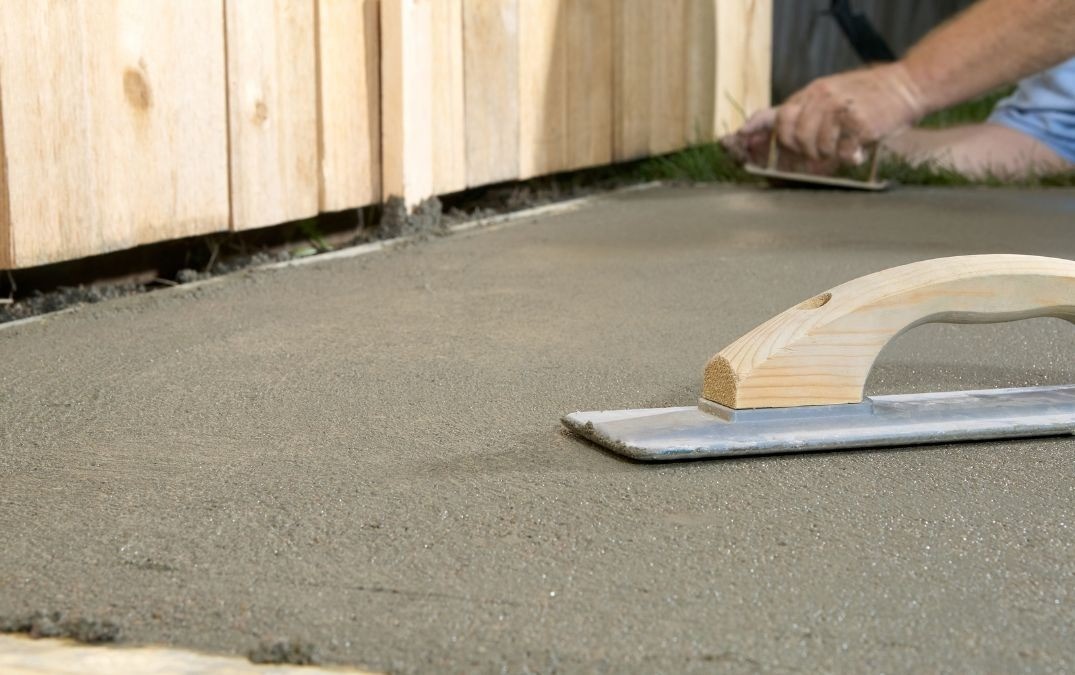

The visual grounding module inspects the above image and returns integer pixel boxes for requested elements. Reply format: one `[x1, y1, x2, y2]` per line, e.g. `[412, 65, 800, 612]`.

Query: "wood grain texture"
[430, 0, 467, 195]
[379, 0, 423, 202]
[463, 0, 520, 187]
[226, 0, 319, 230]
[0, 87, 11, 269]
[612, 0, 652, 161]
[518, 0, 567, 179]
[0, 0, 229, 269]
[715, 0, 772, 136]
[685, 0, 716, 143]
[614, 0, 689, 159]
[381, 0, 465, 206]
[703, 255, 1075, 409]
[317, 0, 380, 212]
[519, 0, 613, 177]
[648, 0, 687, 155]
[565, 0, 613, 171]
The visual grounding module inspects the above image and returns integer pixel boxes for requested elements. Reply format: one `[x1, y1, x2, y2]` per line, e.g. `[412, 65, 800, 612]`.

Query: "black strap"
[828, 0, 897, 63]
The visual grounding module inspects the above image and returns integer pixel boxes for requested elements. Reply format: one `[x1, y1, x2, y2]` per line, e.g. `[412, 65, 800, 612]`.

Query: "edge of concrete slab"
[0, 634, 374, 674]
[0, 182, 663, 334]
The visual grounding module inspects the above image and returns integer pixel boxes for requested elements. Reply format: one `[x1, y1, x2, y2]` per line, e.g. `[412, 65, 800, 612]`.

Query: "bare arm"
[904, 0, 1075, 114]
[768, 0, 1075, 162]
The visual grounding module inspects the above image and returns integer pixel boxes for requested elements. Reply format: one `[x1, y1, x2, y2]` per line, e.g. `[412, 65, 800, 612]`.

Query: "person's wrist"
[884, 61, 930, 124]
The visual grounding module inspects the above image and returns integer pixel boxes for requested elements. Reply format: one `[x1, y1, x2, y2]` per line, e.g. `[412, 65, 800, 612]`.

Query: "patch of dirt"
[173, 250, 294, 284]
[378, 196, 446, 239]
[248, 639, 320, 665]
[0, 611, 120, 644]
[0, 283, 147, 324]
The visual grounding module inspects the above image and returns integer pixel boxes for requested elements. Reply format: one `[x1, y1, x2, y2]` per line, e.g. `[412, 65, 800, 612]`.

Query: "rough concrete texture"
[2, 185, 1075, 673]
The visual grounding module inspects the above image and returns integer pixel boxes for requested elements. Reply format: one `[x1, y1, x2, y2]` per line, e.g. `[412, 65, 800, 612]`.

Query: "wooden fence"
[0, 0, 771, 270]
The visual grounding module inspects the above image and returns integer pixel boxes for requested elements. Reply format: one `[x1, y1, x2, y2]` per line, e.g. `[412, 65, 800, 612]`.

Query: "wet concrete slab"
[2, 185, 1074, 672]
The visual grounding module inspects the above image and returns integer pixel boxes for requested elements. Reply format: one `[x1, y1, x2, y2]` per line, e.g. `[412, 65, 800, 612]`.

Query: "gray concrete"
[2, 185, 1075, 673]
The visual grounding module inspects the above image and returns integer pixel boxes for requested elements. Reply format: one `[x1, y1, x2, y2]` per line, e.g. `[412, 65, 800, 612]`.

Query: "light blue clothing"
[989, 56, 1075, 163]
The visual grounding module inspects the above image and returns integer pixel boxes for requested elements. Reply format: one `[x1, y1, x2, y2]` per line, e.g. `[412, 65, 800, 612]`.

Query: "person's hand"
[776, 62, 926, 162]
[720, 107, 841, 176]
[721, 107, 776, 166]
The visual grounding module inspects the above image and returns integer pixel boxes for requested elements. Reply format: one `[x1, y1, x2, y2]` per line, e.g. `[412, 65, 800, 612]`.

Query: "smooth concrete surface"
[2, 185, 1075, 673]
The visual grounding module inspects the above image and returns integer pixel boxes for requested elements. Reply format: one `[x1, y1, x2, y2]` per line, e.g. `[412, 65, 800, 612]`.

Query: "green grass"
[639, 87, 1075, 187]
[916, 87, 1012, 129]
[637, 143, 757, 184]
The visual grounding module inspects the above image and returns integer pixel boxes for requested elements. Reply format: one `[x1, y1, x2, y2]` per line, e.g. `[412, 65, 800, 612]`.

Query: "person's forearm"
[902, 0, 1075, 115]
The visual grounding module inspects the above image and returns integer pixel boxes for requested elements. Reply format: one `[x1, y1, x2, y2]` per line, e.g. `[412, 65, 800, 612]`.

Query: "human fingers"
[815, 108, 843, 159]
[738, 107, 776, 136]
[776, 103, 804, 154]
[836, 134, 865, 165]
[792, 98, 830, 160]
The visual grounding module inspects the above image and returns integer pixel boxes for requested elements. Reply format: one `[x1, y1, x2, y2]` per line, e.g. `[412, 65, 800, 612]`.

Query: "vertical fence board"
[565, 0, 613, 171]
[381, 0, 465, 207]
[317, 0, 380, 212]
[0, 2, 94, 267]
[430, 0, 467, 195]
[380, 0, 428, 204]
[612, 0, 652, 161]
[685, 0, 717, 143]
[0, 79, 12, 269]
[614, 0, 691, 159]
[463, 0, 519, 187]
[226, 0, 318, 231]
[0, 0, 229, 269]
[649, 0, 688, 154]
[715, 0, 773, 135]
[1, 0, 771, 267]
[518, 0, 566, 179]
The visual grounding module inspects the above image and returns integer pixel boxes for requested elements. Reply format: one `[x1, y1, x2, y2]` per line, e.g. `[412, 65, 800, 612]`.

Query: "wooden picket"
[0, 0, 230, 268]
[0, 0, 772, 269]
[463, 0, 520, 187]
[317, 0, 381, 213]
[715, 0, 773, 136]
[564, 0, 614, 171]
[381, 0, 467, 206]
[225, 0, 319, 231]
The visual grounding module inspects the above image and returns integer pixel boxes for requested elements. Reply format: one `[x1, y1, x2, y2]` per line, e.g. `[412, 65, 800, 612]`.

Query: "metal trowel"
[744, 133, 889, 191]
[563, 255, 1075, 460]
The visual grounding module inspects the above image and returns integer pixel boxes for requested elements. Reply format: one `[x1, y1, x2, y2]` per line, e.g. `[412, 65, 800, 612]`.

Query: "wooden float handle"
[703, 255, 1075, 409]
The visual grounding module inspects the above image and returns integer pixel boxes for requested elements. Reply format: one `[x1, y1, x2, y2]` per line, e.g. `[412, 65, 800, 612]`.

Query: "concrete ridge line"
[0, 181, 663, 333]
[270, 180, 664, 268]
[0, 635, 374, 674]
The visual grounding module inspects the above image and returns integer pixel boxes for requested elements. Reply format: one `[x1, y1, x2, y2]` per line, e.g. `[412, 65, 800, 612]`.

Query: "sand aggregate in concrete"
[2, 186, 1075, 672]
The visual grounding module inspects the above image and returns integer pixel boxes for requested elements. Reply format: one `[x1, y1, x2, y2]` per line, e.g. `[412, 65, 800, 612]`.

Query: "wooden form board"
[0, 0, 772, 267]
[317, 0, 381, 213]
[0, 0, 229, 269]
[463, 0, 520, 188]
[225, 0, 319, 231]
[386, 0, 614, 203]
[614, 0, 772, 156]
[519, 0, 613, 179]
[0, 93, 10, 269]
[715, 0, 773, 136]
[518, 0, 567, 179]
[613, 0, 688, 160]
[564, 0, 614, 172]
[380, 0, 466, 206]
[685, 0, 717, 144]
